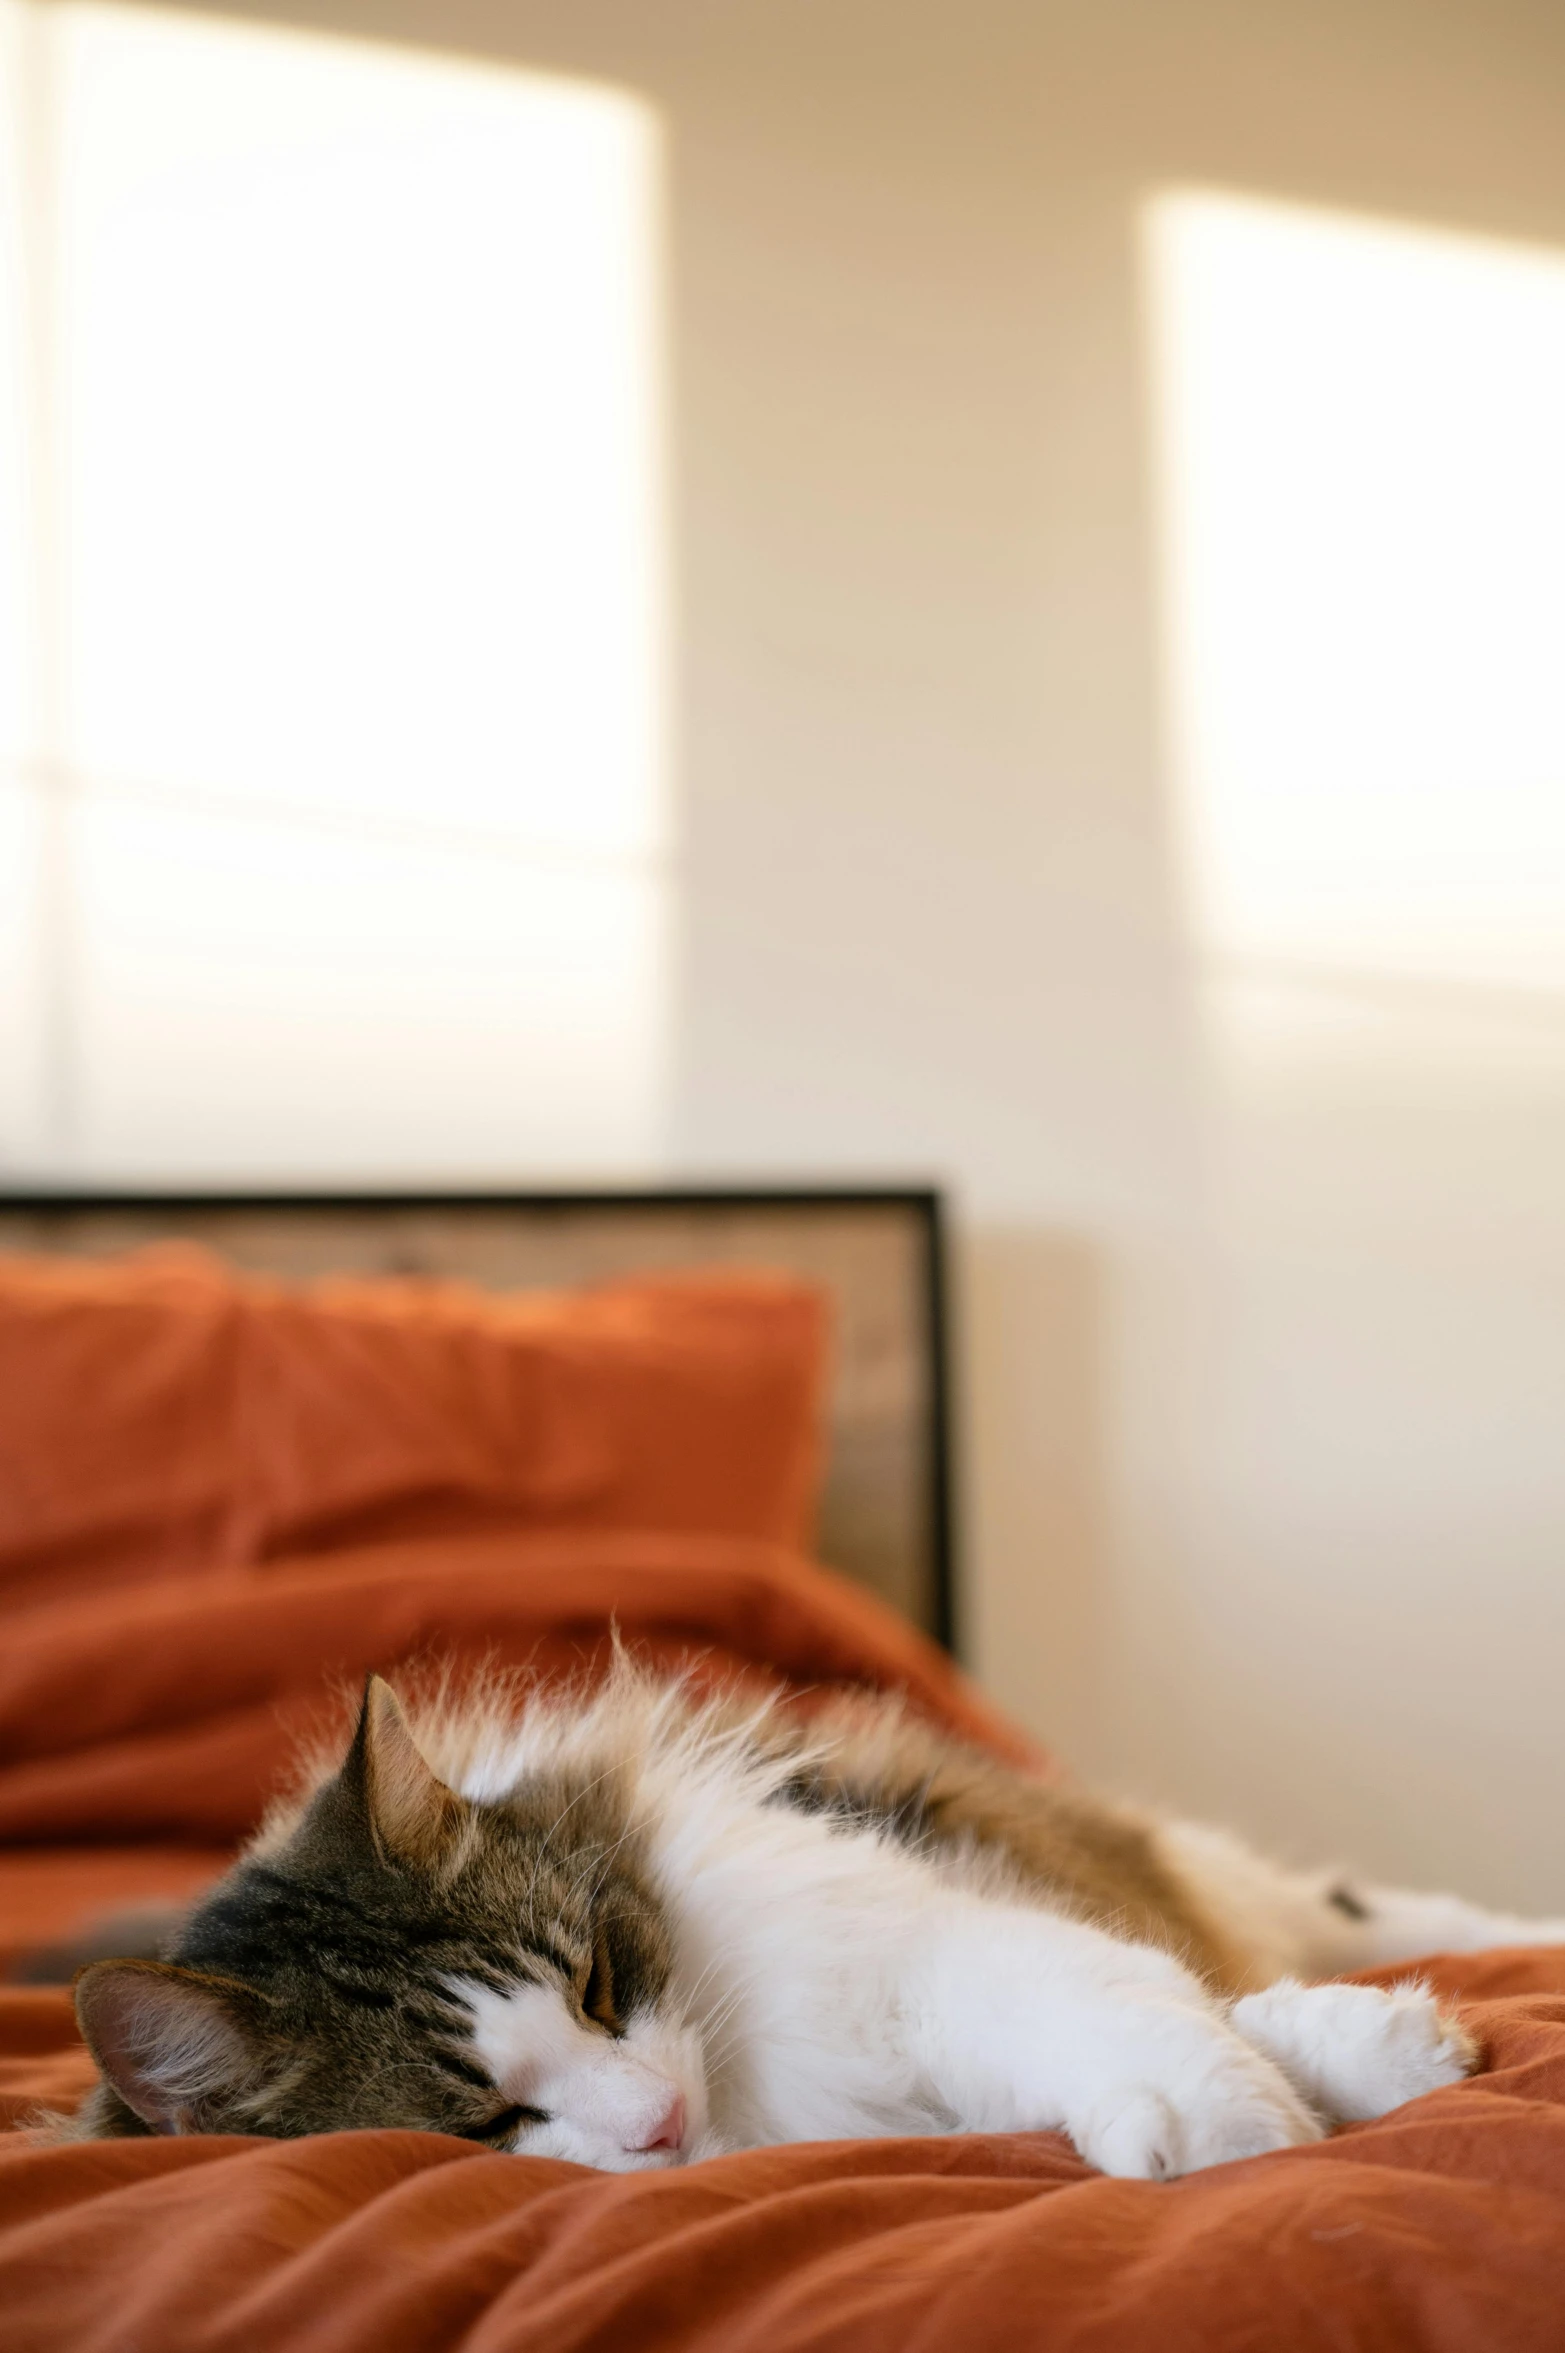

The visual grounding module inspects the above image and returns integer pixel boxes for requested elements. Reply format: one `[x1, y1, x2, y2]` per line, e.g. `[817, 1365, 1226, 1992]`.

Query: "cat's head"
[74, 1677, 707, 2170]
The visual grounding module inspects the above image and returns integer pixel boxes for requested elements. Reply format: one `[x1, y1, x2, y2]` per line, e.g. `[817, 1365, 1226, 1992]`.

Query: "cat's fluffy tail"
[1161, 1818, 1565, 1986]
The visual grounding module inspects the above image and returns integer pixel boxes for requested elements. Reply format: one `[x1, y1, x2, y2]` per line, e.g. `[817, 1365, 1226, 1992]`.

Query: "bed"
[2, 1187, 1564, 2352]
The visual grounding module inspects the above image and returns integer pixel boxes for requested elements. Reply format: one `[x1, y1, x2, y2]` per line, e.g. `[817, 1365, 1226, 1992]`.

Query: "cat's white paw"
[1230, 1979, 1479, 2124]
[1070, 2044, 1324, 2179]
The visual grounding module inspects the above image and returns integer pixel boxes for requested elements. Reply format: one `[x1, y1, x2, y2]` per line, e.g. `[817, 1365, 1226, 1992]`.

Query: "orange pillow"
[0, 1245, 828, 1608]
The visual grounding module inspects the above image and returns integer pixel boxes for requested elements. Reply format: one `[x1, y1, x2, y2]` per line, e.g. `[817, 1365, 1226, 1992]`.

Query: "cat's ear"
[341, 1675, 467, 1872]
[75, 1959, 270, 2135]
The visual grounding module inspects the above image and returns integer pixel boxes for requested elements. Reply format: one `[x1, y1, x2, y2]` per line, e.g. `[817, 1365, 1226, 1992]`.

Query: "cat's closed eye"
[464, 2103, 548, 2144]
[581, 1935, 621, 2035]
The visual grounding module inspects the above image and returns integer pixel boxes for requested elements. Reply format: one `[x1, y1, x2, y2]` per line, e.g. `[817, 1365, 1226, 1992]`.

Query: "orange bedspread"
[2, 1547, 1565, 2348]
[4, 1950, 1565, 2350]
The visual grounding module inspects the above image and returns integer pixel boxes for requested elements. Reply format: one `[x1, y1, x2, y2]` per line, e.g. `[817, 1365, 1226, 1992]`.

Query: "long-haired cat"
[68, 1669, 1565, 2179]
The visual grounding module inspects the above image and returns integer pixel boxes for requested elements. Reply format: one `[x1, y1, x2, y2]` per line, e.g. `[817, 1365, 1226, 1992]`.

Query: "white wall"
[182, 0, 1565, 1904]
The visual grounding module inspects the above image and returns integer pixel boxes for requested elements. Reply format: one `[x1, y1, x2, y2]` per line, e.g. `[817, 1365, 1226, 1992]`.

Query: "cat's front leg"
[1229, 1979, 1478, 2122]
[906, 1899, 1323, 2180]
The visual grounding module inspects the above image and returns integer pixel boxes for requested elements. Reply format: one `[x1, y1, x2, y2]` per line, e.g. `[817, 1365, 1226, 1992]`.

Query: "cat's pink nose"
[627, 2092, 685, 2154]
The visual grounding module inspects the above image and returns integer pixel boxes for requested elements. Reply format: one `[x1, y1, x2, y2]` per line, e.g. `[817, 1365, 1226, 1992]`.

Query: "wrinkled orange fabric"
[3, 1953, 1565, 2350]
[0, 1848, 232, 1979]
[0, 1247, 829, 1607]
[0, 1527, 1034, 1855]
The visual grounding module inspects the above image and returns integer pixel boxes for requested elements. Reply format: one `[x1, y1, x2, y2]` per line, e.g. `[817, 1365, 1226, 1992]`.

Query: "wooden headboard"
[0, 1187, 956, 1650]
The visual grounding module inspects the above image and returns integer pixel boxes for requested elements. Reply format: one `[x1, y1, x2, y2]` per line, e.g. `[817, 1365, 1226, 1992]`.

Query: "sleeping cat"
[69, 1669, 1565, 2179]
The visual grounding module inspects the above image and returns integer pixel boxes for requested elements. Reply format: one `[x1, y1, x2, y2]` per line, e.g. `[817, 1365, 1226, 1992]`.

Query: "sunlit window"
[0, 0, 666, 1178]
[1145, 189, 1565, 1001]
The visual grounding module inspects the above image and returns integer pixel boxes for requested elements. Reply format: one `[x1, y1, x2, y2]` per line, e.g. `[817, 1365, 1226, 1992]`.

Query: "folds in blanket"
[4, 1963, 1565, 2349]
[0, 1530, 1041, 1845]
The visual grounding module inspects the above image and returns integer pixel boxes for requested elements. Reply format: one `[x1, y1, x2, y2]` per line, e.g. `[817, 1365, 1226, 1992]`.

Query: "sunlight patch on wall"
[0, 1, 667, 1178]
[1144, 189, 1565, 1008]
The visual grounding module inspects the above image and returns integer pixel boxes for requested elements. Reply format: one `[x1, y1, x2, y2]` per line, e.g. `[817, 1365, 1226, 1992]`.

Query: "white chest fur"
[645, 1769, 957, 2148]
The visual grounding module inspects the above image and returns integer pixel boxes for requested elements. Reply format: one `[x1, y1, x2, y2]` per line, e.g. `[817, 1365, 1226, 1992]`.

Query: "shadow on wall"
[959, 1229, 1112, 1773]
